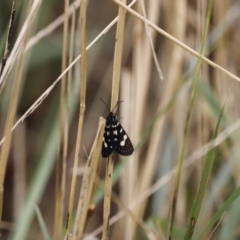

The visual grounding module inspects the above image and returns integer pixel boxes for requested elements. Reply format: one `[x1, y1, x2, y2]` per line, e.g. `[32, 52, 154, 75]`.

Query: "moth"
[100, 99, 134, 158]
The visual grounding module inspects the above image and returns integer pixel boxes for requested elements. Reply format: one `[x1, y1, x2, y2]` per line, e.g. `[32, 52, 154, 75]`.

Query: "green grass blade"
[34, 204, 51, 240]
[196, 186, 240, 240]
[184, 102, 225, 239]
[218, 194, 240, 239]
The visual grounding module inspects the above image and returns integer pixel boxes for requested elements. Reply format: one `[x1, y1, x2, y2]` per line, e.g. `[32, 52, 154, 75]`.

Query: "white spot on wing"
[113, 130, 118, 135]
[120, 135, 127, 146]
[112, 122, 119, 128]
[114, 138, 117, 141]
[120, 128, 123, 133]
[107, 131, 110, 135]
[104, 142, 108, 148]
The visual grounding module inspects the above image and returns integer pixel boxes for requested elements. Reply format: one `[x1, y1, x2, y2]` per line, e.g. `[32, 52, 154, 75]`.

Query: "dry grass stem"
[0, 0, 42, 89]
[126, 1, 161, 238]
[110, 191, 159, 239]
[13, 123, 26, 221]
[72, 117, 105, 240]
[66, 0, 87, 234]
[110, 0, 127, 107]
[101, 0, 127, 239]
[54, 0, 70, 238]
[118, 70, 135, 239]
[139, 0, 163, 81]
[26, 0, 80, 51]
[101, 156, 114, 240]
[207, 213, 225, 240]
[112, 0, 240, 83]
[67, 3, 77, 111]
[0, 32, 25, 227]
[0, 0, 80, 88]
[63, 12, 77, 239]
[0, 0, 41, 226]
[0, 1, 16, 78]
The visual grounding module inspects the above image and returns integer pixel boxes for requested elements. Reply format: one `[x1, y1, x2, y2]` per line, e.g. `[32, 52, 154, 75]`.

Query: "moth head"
[106, 112, 116, 124]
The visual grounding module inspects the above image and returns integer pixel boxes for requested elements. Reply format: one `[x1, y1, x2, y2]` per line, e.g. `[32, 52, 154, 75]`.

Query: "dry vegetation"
[1, 0, 240, 239]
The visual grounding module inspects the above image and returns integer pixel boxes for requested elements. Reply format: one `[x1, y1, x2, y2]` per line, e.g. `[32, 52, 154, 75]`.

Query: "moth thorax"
[107, 112, 116, 124]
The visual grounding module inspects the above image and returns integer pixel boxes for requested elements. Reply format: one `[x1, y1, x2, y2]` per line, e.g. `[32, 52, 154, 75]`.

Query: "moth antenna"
[111, 100, 123, 112]
[99, 98, 111, 112]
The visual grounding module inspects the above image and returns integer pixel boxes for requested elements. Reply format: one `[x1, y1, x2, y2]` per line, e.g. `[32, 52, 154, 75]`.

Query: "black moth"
[100, 99, 134, 158]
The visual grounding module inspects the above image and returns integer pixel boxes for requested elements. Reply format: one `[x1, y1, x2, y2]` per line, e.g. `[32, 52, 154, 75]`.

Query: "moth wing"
[102, 125, 114, 158]
[114, 123, 134, 156]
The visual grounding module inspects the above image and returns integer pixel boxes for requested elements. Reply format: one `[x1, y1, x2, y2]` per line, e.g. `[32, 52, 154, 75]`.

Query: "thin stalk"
[72, 118, 105, 240]
[110, 1, 126, 107]
[0, 30, 27, 229]
[54, 0, 69, 239]
[0, 0, 41, 225]
[101, 1, 127, 239]
[0, 1, 15, 78]
[101, 155, 114, 240]
[67, 2, 77, 116]
[184, 102, 225, 239]
[66, 0, 87, 234]
[63, 7, 76, 237]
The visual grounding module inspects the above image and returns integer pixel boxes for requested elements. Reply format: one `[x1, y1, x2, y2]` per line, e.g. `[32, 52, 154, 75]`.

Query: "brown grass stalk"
[13, 122, 26, 221]
[102, 0, 127, 239]
[0, 31, 25, 229]
[54, 0, 70, 238]
[72, 117, 105, 240]
[101, 155, 114, 240]
[123, 1, 161, 239]
[0, 0, 41, 227]
[0, 1, 15, 79]
[0, 0, 42, 90]
[66, 0, 87, 235]
[116, 70, 134, 240]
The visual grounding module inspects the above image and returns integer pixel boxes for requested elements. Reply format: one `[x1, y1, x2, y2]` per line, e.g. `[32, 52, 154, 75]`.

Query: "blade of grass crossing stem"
[196, 186, 240, 240]
[184, 102, 225, 239]
[34, 204, 51, 240]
